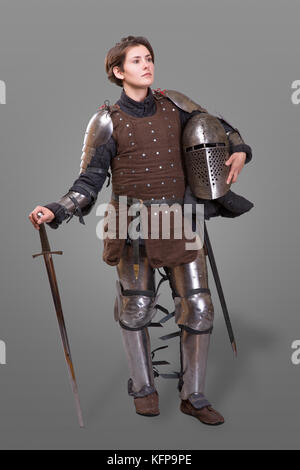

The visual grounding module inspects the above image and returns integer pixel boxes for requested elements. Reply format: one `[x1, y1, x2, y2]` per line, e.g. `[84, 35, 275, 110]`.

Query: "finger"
[37, 213, 47, 224]
[232, 171, 239, 183]
[32, 210, 42, 225]
[227, 170, 234, 184]
[28, 213, 40, 230]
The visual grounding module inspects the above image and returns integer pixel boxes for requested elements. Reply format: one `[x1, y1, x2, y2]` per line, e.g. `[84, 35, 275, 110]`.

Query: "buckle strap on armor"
[151, 345, 168, 356]
[119, 319, 154, 331]
[155, 269, 169, 297]
[85, 166, 108, 175]
[155, 303, 175, 324]
[159, 372, 181, 379]
[152, 360, 170, 365]
[155, 270, 176, 324]
[159, 331, 181, 341]
[148, 322, 163, 328]
[85, 166, 111, 187]
[151, 346, 170, 366]
[66, 195, 85, 225]
[180, 325, 213, 335]
[171, 287, 211, 299]
[122, 289, 155, 297]
[151, 345, 170, 378]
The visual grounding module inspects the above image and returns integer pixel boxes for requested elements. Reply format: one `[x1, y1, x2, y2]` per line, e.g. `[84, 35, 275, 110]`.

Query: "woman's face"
[114, 44, 154, 89]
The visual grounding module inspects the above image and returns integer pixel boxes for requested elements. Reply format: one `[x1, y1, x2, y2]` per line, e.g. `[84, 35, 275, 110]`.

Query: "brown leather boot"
[180, 400, 224, 425]
[134, 391, 160, 417]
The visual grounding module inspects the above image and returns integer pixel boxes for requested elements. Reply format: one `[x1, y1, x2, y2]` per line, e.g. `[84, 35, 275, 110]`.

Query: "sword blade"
[204, 222, 237, 356]
[38, 224, 84, 427]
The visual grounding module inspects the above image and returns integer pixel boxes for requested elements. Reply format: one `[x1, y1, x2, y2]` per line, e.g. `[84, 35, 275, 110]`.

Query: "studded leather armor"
[102, 92, 198, 268]
[111, 93, 185, 201]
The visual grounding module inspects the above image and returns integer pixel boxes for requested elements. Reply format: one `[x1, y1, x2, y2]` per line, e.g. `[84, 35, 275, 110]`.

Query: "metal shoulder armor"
[162, 89, 208, 113]
[218, 115, 245, 147]
[79, 105, 113, 174]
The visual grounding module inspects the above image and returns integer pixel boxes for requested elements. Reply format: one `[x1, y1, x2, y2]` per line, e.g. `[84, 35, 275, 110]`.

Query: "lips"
[142, 73, 152, 77]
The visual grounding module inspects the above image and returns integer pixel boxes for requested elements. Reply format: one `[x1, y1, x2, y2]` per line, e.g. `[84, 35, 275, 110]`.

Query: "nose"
[142, 59, 150, 69]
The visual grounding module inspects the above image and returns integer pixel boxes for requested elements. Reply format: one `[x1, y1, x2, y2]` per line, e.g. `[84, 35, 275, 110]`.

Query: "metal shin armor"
[182, 113, 231, 200]
[121, 327, 156, 398]
[179, 331, 211, 404]
[79, 107, 113, 174]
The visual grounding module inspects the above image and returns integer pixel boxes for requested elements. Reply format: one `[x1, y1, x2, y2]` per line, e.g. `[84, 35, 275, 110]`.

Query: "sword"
[32, 213, 84, 427]
[204, 221, 237, 356]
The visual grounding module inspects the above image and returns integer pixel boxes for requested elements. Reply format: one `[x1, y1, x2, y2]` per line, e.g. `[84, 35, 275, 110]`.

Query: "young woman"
[29, 35, 252, 425]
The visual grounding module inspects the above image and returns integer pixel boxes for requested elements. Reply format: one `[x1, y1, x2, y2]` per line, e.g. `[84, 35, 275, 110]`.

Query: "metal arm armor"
[57, 190, 93, 224]
[163, 89, 208, 113]
[163, 90, 246, 148]
[218, 115, 245, 148]
[79, 106, 113, 174]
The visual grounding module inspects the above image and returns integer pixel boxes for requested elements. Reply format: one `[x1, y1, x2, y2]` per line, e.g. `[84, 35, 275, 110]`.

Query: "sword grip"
[39, 223, 51, 252]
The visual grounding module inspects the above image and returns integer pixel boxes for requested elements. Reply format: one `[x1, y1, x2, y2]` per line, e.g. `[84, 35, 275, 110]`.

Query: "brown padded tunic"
[102, 91, 198, 268]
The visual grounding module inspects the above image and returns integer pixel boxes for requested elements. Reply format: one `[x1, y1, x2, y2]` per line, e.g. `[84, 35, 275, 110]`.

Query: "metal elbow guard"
[219, 116, 245, 148]
[227, 129, 245, 148]
[57, 191, 93, 225]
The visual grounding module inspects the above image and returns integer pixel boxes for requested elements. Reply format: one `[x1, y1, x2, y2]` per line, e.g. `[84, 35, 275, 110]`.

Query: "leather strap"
[66, 195, 85, 225]
[122, 289, 155, 297]
[171, 287, 211, 299]
[85, 167, 108, 175]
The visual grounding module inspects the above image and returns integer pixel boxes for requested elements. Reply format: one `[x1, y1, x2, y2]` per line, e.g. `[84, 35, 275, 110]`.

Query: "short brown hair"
[105, 35, 155, 87]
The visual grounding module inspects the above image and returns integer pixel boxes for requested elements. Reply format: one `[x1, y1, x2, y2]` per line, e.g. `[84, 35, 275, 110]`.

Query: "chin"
[137, 82, 152, 89]
[143, 78, 154, 86]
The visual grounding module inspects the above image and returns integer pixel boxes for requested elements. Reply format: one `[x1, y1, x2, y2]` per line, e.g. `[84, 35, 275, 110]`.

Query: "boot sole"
[136, 412, 160, 417]
[180, 406, 224, 426]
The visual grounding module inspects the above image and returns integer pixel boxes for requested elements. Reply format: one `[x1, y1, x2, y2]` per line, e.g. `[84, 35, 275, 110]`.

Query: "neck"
[123, 85, 149, 102]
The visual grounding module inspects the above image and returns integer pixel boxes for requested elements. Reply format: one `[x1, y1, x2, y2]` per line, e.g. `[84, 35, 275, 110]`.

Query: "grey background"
[0, 0, 299, 450]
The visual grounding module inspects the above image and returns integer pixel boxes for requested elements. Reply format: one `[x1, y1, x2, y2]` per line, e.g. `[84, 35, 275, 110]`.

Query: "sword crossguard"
[32, 250, 63, 259]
